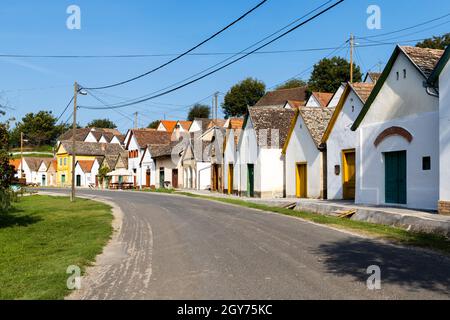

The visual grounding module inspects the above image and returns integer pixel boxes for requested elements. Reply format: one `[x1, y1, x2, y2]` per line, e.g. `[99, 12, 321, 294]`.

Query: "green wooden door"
[160, 168, 165, 188]
[76, 175, 81, 187]
[247, 164, 254, 197]
[385, 151, 407, 204]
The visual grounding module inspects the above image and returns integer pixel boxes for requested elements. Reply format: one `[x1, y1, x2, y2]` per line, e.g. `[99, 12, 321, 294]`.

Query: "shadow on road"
[313, 238, 450, 295]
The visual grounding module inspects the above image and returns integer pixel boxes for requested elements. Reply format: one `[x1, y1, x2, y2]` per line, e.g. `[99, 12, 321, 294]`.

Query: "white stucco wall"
[327, 89, 364, 199]
[197, 162, 211, 190]
[439, 60, 450, 202]
[223, 130, 236, 192]
[140, 148, 157, 187]
[285, 115, 322, 198]
[258, 148, 284, 198]
[328, 84, 345, 108]
[237, 119, 258, 195]
[84, 132, 98, 143]
[306, 95, 321, 107]
[356, 52, 439, 210]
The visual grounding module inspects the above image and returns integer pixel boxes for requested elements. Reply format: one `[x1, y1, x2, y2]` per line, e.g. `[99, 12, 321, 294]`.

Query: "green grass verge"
[141, 188, 175, 194]
[176, 192, 450, 255]
[0, 195, 113, 300]
[11, 145, 54, 153]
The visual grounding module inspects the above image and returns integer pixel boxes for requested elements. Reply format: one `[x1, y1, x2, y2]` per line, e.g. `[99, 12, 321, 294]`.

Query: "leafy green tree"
[147, 120, 160, 129]
[0, 123, 14, 212]
[416, 33, 450, 50]
[187, 104, 210, 121]
[86, 119, 117, 129]
[222, 78, 266, 118]
[308, 57, 362, 93]
[11, 111, 63, 147]
[276, 79, 307, 90]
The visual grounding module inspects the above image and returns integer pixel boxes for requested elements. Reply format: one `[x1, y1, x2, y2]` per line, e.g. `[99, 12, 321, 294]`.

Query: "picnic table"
[109, 182, 135, 190]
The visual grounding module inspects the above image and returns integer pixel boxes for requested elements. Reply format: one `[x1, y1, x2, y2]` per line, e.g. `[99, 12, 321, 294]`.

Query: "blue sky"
[1, 0, 449, 133]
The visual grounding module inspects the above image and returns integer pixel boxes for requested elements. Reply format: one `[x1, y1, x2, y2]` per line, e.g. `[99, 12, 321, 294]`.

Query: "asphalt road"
[40, 189, 450, 300]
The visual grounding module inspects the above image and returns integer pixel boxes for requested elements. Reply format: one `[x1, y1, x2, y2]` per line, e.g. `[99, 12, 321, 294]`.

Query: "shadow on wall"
[312, 238, 450, 294]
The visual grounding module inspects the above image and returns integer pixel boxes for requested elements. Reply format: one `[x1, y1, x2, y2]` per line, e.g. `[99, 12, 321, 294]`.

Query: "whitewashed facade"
[352, 46, 443, 210]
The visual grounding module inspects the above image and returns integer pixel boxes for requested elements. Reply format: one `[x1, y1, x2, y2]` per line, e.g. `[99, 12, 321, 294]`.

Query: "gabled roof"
[401, 46, 444, 78]
[76, 160, 95, 173]
[284, 100, 304, 109]
[364, 72, 382, 83]
[207, 119, 226, 129]
[321, 82, 375, 143]
[58, 141, 124, 156]
[282, 107, 334, 153]
[177, 121, 192, 131]
[127, 129, 172, 149]
[254, 87, 308, 107]
[352, 45, 444, 131]
[58, 127, 122, 142]
[159, 120, 177, 133]
[22, 157, 50, 171]
[428, 45, 450, 87]
[312, 92, 333, 107]
[248, 107, 295, 148]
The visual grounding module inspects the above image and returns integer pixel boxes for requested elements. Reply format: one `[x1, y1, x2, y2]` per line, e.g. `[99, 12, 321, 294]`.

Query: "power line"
[56, 96, 74, 123]
[83, 0, 269, 90]
[79, 0, 345, 110]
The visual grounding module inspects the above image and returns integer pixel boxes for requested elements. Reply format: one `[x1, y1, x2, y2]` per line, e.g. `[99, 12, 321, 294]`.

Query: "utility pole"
[134, 112, 138, 129]
[349, 34, 354, 83]
[70, 82, 79, 202]
[214, 91, 219, 122]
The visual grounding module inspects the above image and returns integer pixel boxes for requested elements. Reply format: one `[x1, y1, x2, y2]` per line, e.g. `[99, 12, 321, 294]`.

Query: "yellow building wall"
[56, 145, 97, 186]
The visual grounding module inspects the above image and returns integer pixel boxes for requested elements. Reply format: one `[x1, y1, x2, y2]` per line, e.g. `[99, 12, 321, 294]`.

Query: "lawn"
[10, 153, 54, 159]
[177, 192, 450, 255]
[0, 195, 113, 300]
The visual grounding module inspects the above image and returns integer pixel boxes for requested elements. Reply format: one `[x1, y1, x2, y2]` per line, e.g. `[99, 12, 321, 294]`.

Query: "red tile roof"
[401, 46, 444, 77]
[130, 130, 172, 148]
[255, 87, 308, 107]
[160, 120, 177, 133]
[77, 160, 95, 173]
[312, 92, 334, 107]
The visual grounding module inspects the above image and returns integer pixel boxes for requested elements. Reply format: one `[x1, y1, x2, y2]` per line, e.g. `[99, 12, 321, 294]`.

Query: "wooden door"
[76, 175, 81, 187]
[247, 164, 254, 197]
[146, 170, 151, 187]
[296, 163, 307, 198]
[385, 151, 407, 204]
[172, 169, 178, 189]
[228, 164, 234, 195]
[343, 150, 356, 200]
[159, 168, 165, 188]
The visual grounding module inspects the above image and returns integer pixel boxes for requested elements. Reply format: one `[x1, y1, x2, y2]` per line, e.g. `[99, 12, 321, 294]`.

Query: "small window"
[422, 156, 431, 171]
[396, 72, 399, 80]
[59, 158, 62, 166]
[351, 106, 355, 112]
[64, 158, 67, 166]
[403, 69, 407, 79]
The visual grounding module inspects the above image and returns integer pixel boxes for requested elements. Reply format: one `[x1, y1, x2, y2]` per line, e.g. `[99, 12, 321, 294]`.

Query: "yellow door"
[296, 163, 307, 198]
[343, 150, 356, 200]
[228, 164, 234, 195]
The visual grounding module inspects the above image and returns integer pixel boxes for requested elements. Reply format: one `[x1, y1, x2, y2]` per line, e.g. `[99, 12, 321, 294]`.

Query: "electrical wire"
[79, 0, 345, 110]
[83, 0, 269, 90]
[56, 96, 74, 123]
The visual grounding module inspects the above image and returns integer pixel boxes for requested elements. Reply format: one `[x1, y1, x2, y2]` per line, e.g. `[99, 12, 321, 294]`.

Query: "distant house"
[282, 107, 333, 199]
[157, 120, 177, 133]
[364, 72, 382, 84]
[305, 92, 334, 108]
[56, 141, 124, 187]
[37, 159, 53, 187]
[427, 45, 450, 214]
[181, 133, 211, 190]
[351, 46, 443, 210]
[321, 82, 375, 200]
[46, 159, 57, 187]
[237, 107, 295, 198]
[201, 125, 226, 192]
[74, 160, 98, 187]
[18, 158, 49, 185]
[151, 140, 187, 189]
[126, 129, 172, 187]
[223, 118, 244, 195]
[254, 87, 308, 107]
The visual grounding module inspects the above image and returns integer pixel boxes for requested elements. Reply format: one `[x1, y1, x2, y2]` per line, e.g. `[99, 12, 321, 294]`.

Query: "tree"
[275, 79, 307, 90]
[308, 57, 362, 93]
[222, 78, 266, 118]
[0, 123, 14, 212]
[10, 111, 63, 147]
[187, 104, 210, 121]
[147, 120, 160, 129]
[416, 33, 450, 50]
[86, 119, 117, 129]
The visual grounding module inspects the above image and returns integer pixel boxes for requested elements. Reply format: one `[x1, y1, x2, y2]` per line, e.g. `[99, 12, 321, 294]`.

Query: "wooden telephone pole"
[20, 132, 24, 179]
[70, 82, 79, 202]
[349, 34, 354, 83]
[134, 112, 138, 129]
